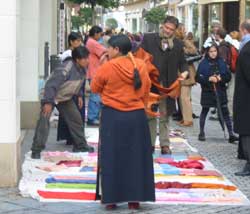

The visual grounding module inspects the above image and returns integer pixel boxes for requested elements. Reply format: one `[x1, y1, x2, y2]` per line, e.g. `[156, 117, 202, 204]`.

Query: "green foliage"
[66, 0, 120, 9]
[145, 7, 166, 25]
[71, 7, 93, 30]
[71, 16, 83, 30]
[105, 18, 118, 29]
[79, 7, 93, 26]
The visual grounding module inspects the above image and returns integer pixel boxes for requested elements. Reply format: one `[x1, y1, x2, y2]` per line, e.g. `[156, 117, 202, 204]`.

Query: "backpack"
[228, 44, 239, 73]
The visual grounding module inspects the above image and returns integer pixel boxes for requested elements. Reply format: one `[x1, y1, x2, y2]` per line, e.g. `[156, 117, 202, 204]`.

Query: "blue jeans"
[87, 92, 101, 122]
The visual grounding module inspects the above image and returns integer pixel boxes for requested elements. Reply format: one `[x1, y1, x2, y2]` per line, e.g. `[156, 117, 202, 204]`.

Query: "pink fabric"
[154, 159, 204, 170]
[56, 160, 82, 167]
[181, 169, 222, 177]
[86, 38, 107, 80]
[36, 165, 68, 172]
[53, 176, 96, 180]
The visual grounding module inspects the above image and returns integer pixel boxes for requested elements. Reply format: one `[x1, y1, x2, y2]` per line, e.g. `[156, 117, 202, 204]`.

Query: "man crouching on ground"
[31, 46, 94, 159]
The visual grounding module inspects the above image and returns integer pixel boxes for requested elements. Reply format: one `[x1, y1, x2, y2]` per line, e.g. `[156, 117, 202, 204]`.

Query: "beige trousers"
[180, 85, 193, 122]
[148, 99, 170, 147]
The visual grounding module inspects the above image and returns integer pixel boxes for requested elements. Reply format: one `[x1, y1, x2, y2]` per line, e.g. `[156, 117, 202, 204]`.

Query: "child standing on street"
[196, 43, 238, 143]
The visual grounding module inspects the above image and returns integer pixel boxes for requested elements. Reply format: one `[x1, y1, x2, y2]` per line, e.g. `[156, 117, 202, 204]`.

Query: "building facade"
[198, 0, 250, 46]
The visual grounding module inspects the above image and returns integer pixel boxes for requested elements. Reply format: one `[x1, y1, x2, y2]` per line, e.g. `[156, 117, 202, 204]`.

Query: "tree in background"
[67, 0, 120, 25]
[105, 18, 118, 30]
[145, 7, 166, 32]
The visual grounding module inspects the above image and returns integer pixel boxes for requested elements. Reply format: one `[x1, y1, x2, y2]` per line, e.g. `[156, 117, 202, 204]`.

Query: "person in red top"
[85, 26, 107, 126]
[91, 35, 155, 210]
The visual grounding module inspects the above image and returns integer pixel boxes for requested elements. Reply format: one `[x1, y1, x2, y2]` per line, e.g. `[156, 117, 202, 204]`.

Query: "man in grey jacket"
[31, 46, 94, 159]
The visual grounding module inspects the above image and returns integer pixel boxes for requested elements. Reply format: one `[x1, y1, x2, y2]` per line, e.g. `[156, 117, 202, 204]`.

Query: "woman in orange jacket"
[91, 35, 155, 210]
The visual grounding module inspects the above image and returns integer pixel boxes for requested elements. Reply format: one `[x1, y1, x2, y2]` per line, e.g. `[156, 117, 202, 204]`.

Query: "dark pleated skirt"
[99, 106, 155, 204]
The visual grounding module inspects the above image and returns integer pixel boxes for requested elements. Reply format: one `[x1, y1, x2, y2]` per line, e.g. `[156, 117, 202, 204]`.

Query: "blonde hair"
[175, 23, 185, 40]
[230, 31, 240, 41]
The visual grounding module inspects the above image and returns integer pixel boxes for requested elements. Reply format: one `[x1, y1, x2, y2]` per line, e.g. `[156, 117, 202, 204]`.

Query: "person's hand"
[180, 71, 189, 80]
[78, 97, 83, 109]
[209, 76, 218, 83]
[100, 52, 108, 64]
[216, 75, 221, 82]
[42, 103, 53, 117]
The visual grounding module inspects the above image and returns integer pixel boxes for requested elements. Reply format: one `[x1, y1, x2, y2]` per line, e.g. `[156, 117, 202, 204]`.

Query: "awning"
[178, 0, 197, 7]
[198, 0, 238, 4]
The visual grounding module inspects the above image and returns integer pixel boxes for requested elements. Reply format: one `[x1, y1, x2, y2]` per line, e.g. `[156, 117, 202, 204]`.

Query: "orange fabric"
[133, 48, 181, 116]
[86, 38, 107, 80]
[191, 183, 237, 191]
[91, 55, 151, 111]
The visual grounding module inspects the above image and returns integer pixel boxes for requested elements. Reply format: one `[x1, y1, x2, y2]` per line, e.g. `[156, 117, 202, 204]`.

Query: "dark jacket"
[141, 33, 188, 115]
[233, 41, 250, 135]
[42, 59, 86, 105]
[196, 57, 231, 107]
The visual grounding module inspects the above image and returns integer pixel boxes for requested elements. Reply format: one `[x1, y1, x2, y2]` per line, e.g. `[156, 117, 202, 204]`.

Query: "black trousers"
[239, 136, 250, 162]
[31, 99, 88, 153]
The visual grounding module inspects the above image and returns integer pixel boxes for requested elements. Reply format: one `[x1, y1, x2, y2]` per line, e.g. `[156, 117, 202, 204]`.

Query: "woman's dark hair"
[68, 32, 81, 47]
[72, 46, 89, 61]
[108, 35, 141, 90]
[84, 26, 103, 44]
[205, 43, 219, 59]
[164, 16, 179, 28]
[89, 26, 103, 37]
[108, 34, 132, 55]
[216, 28, 227, 40]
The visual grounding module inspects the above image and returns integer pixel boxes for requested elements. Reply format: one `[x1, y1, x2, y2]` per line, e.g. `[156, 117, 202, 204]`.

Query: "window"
[132, 18, 137, 33]
[246, 0, 250, 19]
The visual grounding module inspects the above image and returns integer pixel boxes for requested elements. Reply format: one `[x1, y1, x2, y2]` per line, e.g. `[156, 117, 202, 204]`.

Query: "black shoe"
[192, 113, 199, 119]
[66, 140, 73, 145]
[211, 108, 217, 114]
[31, 152, 41, 159]
[235, 163, 250, 176]
[87, 120, 99, 126]
[229, 135, 239, 144]
[73, 145, 94, 153]
[198, 132, 206, 141]
[209, 116, 218, 121]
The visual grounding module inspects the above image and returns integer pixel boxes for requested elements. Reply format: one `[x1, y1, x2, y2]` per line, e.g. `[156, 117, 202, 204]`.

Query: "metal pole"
[44, 42, 50, 79]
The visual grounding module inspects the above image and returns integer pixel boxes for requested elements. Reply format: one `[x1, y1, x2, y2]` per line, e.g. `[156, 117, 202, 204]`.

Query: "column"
[0, 0, 21, 187]
[18, 0, 41, 129]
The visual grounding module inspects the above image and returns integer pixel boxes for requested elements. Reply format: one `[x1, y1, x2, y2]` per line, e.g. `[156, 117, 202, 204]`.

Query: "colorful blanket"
[19, 128, 250, 205]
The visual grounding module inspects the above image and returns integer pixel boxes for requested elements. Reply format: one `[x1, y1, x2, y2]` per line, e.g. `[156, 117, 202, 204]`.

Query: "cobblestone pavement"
[0, 85, 250, 214]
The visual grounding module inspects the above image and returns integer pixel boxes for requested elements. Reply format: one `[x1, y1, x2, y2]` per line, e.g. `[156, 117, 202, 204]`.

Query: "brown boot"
[161, 146, 172, 154]
[179, 121, 193, 127]
[105, 204, 117, 210]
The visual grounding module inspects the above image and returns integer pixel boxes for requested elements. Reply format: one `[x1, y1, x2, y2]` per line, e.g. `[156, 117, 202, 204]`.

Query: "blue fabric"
[239, 34, 250, 52]
[80, 166, 95, 172]
[45, 177, 96, 184]
[160, 164, 181, 175]
[87, 92, 101, 121]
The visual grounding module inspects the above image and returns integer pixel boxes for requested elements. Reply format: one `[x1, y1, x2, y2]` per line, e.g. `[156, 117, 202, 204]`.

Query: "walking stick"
[213, 83, 227, 139]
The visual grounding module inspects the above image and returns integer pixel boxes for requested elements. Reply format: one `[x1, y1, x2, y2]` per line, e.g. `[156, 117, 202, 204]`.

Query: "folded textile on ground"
[155, 182, 237, 191]
[46, 177, 96, 184]
[56, 160, 82, 167]
[79, 166, 96, 172]
[154, 159, 204, 170]
[46, 183, 96, 189]
[36, 164, 68, 172]
[38, 190, 96, 200]
[181, 169, 222, 177]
